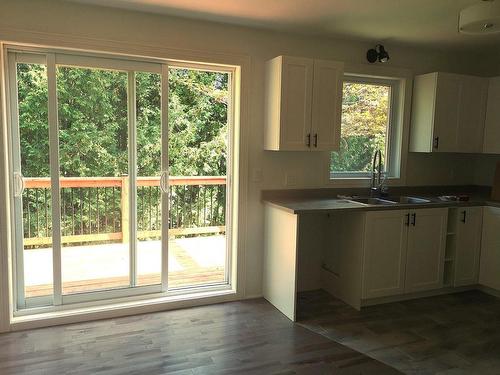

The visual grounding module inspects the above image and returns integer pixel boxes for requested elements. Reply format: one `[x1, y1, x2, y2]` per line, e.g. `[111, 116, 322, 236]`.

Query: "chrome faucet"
[370, 150, 386, 196]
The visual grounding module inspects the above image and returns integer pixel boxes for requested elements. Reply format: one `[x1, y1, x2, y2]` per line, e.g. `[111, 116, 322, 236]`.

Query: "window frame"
[327, 68, 410, 187]
[5, 45, 237, 313]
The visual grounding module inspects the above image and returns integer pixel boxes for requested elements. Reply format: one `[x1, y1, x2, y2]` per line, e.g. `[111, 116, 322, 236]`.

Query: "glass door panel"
[57, 66, 130, 295]
[15, 62, 54, 300]
[135, 71, 162, 286]
[167, 67, 229, 290]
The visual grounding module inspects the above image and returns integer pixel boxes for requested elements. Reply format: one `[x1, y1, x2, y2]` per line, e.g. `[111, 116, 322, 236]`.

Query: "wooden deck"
[24, 235, 226, 298]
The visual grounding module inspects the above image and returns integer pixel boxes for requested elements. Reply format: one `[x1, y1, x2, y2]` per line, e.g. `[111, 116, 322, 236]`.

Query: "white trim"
[128, 71, 137, 288]
[11, 288, 237, 331]
[160, 64, 169, 292]
[1, 45, 16, 330]
[7, 52, 25, 309]
[47, 53, 63, 305]
[56, 53, 160, 73]
[0, 37, 249, 330]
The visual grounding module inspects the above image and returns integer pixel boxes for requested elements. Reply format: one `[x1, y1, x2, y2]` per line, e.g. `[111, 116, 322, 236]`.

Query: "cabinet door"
[457, 76, 488, 153]
[433, 74, 461, 152]
[405, 208, 448, 293]
[362, 210, 408, 299]
[454, 207, 483, 286]
[279, 56, 314, 150]
[483, 77, 500, 154]
[310, 59, 343, 151]
[479, 207, 500, 291]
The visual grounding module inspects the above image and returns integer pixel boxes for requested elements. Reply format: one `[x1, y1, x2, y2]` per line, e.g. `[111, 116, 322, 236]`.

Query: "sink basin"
[349, 197, 397, 205]
[387, 196, 431, 204]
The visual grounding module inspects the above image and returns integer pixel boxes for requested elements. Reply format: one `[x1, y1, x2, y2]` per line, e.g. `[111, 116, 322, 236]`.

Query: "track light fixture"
[366, 44, 390, 63]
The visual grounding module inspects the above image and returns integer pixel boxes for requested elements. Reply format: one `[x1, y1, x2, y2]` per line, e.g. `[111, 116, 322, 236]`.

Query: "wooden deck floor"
[25, 236, 226, 298]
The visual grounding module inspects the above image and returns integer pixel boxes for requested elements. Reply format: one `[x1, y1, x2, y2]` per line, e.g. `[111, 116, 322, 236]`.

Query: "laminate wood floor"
[0, 299, 400, 375]
[297, 290, 500, 375]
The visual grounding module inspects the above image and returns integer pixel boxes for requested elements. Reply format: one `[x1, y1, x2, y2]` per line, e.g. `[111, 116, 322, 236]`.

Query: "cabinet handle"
[433, 136, 439, 149]
[405, 213, 410, 226]
[314, 133, 318, 148]
[461, 210, 466, 223]
[411, 213, 416, 226]
[306, 133, 311, 147]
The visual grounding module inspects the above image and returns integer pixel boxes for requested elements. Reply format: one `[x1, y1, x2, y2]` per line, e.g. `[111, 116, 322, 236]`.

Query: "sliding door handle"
[306, 133, 311, 147]
[411, 213, 416, 226]
[159, 171, 168, 193]
[314, 133, 318, 148]
[14, 172, 25, 197]
[405, 213, 410, 226]
[461, 210, 466, 223]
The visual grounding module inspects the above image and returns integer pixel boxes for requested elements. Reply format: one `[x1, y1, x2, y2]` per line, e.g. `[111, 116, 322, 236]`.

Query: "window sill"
[10, 287, 237, 331]
[326, 176, 403, 188]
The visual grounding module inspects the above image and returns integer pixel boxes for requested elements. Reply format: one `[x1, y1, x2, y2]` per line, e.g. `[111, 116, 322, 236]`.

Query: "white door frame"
[6, 45, 235, 312]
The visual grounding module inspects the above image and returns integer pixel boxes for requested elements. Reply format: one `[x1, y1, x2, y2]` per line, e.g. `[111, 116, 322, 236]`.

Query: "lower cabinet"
[405, 208, 448, 292]
[362, 210, 408, 299]
[479, 207, 500, 291]
[453, 207, 483, 287]
[362, 208, 448, 299]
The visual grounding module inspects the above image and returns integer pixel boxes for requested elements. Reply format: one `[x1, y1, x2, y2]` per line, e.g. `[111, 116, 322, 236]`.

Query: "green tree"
[331, 82, 389, 173]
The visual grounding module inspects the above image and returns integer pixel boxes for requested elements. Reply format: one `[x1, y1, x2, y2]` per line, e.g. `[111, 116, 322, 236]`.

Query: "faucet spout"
[371, 150, 383, 196]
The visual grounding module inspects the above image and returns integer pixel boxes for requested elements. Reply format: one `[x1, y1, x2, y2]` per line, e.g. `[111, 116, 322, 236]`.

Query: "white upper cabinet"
[483, 76, 500, 154]
[410, 72, 488, 153]
[264, 55, 343, 151]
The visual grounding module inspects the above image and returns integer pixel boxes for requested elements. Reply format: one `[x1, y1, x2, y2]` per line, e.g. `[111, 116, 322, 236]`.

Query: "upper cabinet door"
[483, 76, 500, 154]
[410, 72, 488, 153]
[433, 73, 461, 152]
[280, 56, 314, 151]
[264, 55, 343, 151]
[454, 207, 483, 287]
[310, 59, 343, 151]
[264, 56, 313, 151]
[405, 208, 447, 293]
[457, 76, 488, 153]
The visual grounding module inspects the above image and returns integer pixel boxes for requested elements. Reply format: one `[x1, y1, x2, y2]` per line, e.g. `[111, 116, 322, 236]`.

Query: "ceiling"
[70, 0, 500, 50]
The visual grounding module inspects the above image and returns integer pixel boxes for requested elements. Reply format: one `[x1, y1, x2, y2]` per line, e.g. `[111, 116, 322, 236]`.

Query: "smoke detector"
[459, 0, 500, 34]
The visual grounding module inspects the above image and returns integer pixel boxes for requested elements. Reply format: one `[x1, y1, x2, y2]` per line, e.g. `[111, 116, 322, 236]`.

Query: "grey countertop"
[262, 187, 500, 214]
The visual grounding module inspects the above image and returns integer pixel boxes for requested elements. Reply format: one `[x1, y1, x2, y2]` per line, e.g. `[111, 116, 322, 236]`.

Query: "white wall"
[0, 0, 498, 301]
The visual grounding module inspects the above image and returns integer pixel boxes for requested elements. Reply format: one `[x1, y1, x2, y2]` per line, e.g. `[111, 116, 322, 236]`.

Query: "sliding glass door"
[8, 49, 233, 310]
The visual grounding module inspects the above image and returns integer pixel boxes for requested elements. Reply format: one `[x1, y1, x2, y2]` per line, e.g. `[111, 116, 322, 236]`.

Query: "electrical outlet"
[252, 168, 263, 183]
[285, 173, 297, 187]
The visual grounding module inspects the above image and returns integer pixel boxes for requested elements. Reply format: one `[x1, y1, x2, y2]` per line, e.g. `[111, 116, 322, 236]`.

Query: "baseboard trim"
[477, 285, 500, 298]
[361, 285, 478, 307]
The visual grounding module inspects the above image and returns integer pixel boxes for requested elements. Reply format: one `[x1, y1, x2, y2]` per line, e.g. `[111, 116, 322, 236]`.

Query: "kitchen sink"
[349, 196, 432, 206]
[386, 196, 432, 204]
[349, 197, 397, 205]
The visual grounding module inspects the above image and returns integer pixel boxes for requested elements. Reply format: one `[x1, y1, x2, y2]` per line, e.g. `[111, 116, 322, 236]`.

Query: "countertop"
[262, 186, 500, 214]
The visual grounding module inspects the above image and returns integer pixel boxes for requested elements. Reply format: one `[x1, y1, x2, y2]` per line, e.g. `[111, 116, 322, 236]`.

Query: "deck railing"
[22, 176, 226, 247]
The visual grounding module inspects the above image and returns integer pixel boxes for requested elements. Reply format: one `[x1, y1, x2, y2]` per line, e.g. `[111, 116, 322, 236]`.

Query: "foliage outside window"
[330, 77, 399, 179]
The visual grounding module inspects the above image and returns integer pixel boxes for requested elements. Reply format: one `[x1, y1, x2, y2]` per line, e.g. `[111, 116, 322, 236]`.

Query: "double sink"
[349, 196, 432, 206]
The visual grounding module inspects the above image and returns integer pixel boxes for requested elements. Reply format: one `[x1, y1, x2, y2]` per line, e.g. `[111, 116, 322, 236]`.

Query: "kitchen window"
[330, 75, 403, 180]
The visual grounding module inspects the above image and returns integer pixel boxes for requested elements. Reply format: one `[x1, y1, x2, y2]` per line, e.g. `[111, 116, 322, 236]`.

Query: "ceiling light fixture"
[366, 44, 390, 64]
[459, 0, 500, 34]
